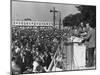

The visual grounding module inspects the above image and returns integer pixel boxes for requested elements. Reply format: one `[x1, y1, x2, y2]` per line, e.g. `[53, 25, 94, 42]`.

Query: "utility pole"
[50, 7, 58, 28]
[59, 11, 61, 30]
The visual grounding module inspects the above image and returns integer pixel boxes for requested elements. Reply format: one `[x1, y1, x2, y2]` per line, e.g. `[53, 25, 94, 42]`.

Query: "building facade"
[12, 20, 64, 29]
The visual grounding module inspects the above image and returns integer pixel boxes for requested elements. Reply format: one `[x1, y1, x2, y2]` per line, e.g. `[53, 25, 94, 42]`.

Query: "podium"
[63, 37, 86, 70]
[73, 44, 86, 69]
[63, 42, 73, 70]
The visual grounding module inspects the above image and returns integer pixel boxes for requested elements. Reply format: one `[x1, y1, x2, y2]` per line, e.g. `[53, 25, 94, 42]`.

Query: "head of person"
[85, 22, 96, 32]
[35, 48, 39, 51]
[80, 22, 84, 27]
[86, 22, 90, 29]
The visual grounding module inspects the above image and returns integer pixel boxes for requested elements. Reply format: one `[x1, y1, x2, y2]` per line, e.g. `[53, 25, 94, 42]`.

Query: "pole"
[50, 7, 58, 28]
[59, 11, 61, 30]
[53, 7, 55, 27]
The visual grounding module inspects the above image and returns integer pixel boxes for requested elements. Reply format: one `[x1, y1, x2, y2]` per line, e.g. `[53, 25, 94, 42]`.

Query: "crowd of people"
[11, 27, 72, 75]
[11, 22, 96, 75]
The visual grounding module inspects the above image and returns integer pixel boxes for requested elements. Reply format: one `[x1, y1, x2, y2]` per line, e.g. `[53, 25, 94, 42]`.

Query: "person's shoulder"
[91, 28, 96, 33]
[89, 28, 95, 35]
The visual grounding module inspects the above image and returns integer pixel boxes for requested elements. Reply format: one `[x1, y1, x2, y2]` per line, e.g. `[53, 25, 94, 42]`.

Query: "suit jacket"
[84, 28, 96, 48]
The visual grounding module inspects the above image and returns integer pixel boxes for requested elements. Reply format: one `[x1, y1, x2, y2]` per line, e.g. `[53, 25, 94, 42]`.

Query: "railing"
[47, 42, 64, 71]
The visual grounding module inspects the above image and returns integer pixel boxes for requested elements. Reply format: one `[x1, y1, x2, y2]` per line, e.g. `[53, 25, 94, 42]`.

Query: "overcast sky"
[12, 1, 80, 21]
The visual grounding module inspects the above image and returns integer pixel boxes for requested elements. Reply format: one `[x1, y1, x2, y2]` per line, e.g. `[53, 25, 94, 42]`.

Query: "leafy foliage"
[63, 5, 96, 28]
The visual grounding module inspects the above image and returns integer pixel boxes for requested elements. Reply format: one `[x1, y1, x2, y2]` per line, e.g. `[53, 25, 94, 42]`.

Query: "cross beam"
[50, 7, 58, 27]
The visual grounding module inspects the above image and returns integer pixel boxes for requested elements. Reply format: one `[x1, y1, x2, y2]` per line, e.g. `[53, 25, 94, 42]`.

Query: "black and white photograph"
[11, 0, 96, 75]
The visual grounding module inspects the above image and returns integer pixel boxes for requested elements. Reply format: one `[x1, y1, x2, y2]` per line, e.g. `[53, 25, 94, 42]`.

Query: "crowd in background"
[11, 27, 72, 75]
[11, 22, 96, 75]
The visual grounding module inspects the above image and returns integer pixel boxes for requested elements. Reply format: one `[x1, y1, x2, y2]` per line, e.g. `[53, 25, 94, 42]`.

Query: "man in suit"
[82, 22, 96, 67]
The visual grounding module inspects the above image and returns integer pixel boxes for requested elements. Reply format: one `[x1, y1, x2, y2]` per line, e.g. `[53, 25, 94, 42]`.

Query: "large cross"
[50, 7, 58, 27]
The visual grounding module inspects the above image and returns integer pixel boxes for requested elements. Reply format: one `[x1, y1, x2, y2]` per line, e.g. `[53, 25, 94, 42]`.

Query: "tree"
[77, 5, 96, 28]
[63, 5, 96, 28]
[63, 13, 82, 27]
[24, 18, 32, 21]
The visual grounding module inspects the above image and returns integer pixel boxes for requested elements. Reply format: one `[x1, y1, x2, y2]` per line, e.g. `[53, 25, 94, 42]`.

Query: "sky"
[12, 1, 80, 22]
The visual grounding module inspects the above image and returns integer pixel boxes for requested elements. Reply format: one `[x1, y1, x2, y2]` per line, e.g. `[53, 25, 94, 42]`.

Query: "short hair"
[85, 21, 96, 28]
